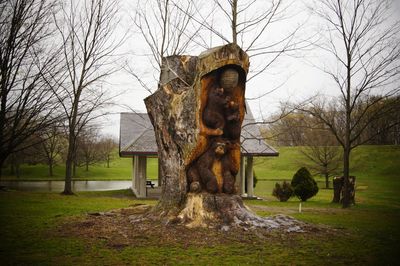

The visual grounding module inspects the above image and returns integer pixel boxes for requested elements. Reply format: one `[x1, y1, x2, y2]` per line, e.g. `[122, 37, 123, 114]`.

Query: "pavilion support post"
[131, 156, 136, 193]
[132, 155, 147, 198]
[238, 155, 245, 195]
[246, 156, 254, 198]
[132, 155, 139, 196]
[137, 156, 147, 198]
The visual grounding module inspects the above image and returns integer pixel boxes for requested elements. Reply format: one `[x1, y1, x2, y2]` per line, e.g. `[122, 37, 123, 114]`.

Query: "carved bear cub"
[223, 98, 241, 141]
[187, 140, 225, 193]
[187, 139, 236, 194]
[202, 87, 227, 133]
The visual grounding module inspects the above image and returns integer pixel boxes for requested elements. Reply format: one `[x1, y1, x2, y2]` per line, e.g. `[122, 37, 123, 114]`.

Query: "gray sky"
[99, 0, 400, 138]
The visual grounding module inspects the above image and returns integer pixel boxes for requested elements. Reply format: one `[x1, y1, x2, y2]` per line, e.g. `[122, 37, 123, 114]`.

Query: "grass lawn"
[1, 188, 399, 265]
[1, 155, 158, 181]
[1, 145, 399, 265]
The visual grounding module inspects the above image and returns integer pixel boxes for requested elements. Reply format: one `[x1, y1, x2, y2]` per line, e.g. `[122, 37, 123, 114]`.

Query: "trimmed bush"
[272, 181, 293, 202]
[291, 167, 319, 201]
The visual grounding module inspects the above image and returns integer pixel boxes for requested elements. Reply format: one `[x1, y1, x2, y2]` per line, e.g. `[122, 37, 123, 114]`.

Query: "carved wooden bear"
[223, 98, 241, 141]
[187, 140, 225, 193]
[221, 140, 237, 194]
[202, 87, 227, 133]
[187, 139, 236, 194]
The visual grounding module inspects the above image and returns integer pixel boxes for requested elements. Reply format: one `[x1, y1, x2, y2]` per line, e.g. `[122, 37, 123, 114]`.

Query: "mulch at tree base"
[53, 204, 341, 250]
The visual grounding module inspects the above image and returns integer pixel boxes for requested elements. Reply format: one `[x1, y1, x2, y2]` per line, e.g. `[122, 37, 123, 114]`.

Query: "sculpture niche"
[187, 67, 243, 195]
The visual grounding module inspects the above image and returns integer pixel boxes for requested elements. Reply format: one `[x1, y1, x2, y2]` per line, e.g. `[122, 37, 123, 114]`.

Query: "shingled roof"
[119, 107, 278, 157]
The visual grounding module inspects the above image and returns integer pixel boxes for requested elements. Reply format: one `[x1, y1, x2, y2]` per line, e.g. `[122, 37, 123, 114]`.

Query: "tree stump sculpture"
[145, 44, 303, 230]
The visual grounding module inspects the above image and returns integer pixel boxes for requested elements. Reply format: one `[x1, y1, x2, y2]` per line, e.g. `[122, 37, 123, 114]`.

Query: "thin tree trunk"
[231, 0, 237, 44]
[16, 163, 20, 179]
[63, 134, 75, 195]
[48, 159, 53, 177]
[106, 155, 110, 168]
[342, 44, 352, 208]
[325, 172, 329, 189]
[342, 147, 351, 207]
[10, 160, 14, 176]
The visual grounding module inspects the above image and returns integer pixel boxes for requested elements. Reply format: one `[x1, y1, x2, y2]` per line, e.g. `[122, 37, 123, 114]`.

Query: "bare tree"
[75, 127, 100, 172]
[53, 0, 123, 194]
[98, 135, 117, 168]
[0, 0, 61, 178]
[302, 0, 400, 207]
[126, 0, 203, 94]
[191, 0, 311, 82]
[39, 124, 65, 177]
[299, 129, 342, 189]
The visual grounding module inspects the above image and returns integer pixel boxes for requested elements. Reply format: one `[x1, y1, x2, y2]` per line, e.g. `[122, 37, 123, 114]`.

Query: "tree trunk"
[145, 44, 261, 227]
[106, 155, 110, 168]
[10, 159, 14, 176]
[85, 161, 89, 172]
[16, 162, 20, 179]
[325, 173, 329, 189]
[332, 176, 342, 203]
[0, 160, 3, 180]
[342, 147, 351, 207]
[48, 159, 53, 177]
[73, 162, 76, 178]
[63, 134, 75, 195]
[231, 0, 238, 45]
[343, 44, 352, 208]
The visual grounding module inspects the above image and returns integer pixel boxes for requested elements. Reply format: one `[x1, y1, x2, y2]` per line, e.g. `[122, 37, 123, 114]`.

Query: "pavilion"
[119, 105, 278, 199]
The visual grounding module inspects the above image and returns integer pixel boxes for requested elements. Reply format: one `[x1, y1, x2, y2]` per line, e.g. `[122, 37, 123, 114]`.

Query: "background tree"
[5, 135, 42, 178]
[0, 0, 61, 178]
[358, 95, 400, 145]
[39, 124, 66, 176]
[126, 0, 201, 94]
[193, 0, 311, 84]
[75, 127, 100, 172]
[53, 0, 123, 194]
[97, 136, 117, 168]
[303, 0, 400, 207]
[264, 109, 342, 189]
[299, 128, 342, 189]
[263, 111, 309, 146]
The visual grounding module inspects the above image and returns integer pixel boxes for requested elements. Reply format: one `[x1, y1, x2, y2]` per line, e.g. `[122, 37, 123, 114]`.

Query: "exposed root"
[178, 193, 215, 228]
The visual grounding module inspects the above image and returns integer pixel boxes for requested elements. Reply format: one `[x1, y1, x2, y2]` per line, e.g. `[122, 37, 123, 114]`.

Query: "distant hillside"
[253, 145, 400, 181]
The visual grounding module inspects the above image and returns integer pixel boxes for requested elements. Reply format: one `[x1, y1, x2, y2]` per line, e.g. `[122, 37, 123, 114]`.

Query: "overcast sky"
[99, 0, 400, 138]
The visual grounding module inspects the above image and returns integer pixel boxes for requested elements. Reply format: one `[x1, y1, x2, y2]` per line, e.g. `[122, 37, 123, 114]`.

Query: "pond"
[0, 180, 134, 192]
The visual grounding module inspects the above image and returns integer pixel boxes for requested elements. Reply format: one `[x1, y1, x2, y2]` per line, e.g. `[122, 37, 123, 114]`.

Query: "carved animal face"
[214, 142, 226, 156]
[215, 87, 224, 96]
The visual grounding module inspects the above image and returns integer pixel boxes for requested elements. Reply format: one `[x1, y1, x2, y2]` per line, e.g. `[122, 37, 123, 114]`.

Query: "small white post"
[299, 202, 302, 213]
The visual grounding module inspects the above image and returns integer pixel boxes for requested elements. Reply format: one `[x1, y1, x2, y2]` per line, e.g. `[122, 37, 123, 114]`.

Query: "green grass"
[1, 187, 399, 265]
[1, 154, 159, 181]
[1, 145, 399, 264]
[253, 145, 400, 205]
[253, 145, 400, 181]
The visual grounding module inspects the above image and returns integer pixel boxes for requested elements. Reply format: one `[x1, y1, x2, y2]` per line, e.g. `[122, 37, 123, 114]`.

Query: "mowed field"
[0, 145, 399, 265]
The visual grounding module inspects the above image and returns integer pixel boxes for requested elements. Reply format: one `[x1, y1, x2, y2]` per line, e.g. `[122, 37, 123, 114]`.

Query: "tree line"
[0, 0, 121, 194]
[4, 125, 117, 178]
[266, 96, 400, 147]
